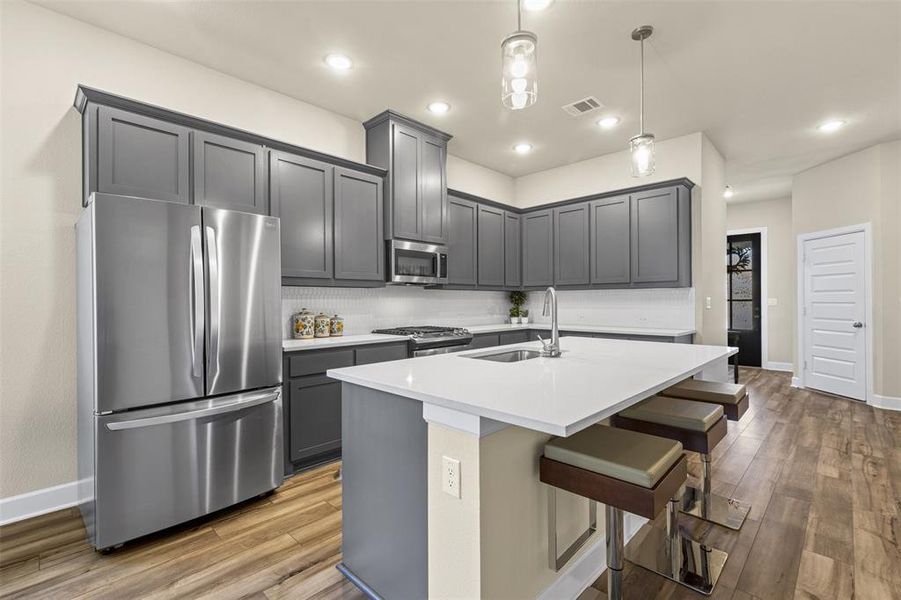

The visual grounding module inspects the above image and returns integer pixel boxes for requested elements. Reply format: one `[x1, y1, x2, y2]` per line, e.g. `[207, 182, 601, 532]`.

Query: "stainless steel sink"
[466, 349, 542, 363]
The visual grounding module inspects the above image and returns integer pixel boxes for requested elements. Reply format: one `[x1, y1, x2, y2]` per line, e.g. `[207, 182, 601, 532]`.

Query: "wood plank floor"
[2, 369, 899, 599]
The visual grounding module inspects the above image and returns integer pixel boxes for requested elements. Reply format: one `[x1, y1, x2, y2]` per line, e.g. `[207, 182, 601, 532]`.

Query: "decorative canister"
[329, 315, 344, 337]
[292, 308, 315, 340]
[314, 312, 331, 338]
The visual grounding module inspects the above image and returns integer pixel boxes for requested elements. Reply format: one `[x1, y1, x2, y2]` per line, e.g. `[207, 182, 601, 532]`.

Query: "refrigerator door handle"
[105, 389, 280, 431]
[190, 225, 205, 379]
[205, 225, 221, 385]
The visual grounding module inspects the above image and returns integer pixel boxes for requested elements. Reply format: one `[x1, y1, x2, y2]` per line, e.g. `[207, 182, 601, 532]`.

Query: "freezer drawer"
[91, 387, 283, 549]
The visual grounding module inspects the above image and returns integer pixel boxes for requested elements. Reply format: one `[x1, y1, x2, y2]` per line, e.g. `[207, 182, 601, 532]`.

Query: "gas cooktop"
[372, 325, 473, 350]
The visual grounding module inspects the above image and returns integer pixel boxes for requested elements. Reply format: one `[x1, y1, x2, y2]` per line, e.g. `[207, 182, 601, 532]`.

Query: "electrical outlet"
[442, 456, 460, 498]
[705, 296, 712, 309]
[768, 298, 778, 306]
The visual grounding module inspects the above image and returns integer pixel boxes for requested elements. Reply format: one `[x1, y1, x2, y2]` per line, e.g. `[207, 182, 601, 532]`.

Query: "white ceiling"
[37, 0, 901, 202]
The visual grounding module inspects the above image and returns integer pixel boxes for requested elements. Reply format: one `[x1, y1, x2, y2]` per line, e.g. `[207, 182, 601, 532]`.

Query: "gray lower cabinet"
[95, 105, 190, 204]
[631, 187, 690, 285]
[192, 130, 267, 214]
[471, 333, 500, 348]
[478, 205, 505, 287]
[522, 209, 554, 287]
[554, 202, 590, 286]
[447, 195, 478, 286]
[284, 342, 409, 473]
[590, 195, 631, 285]
[505, 212, 522, 287]
[270, 151, 334, 280]
[499, 331, 530, 345]
[334, 167, 384, 281]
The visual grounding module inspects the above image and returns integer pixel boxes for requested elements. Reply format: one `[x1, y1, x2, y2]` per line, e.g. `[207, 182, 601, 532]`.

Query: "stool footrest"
[626, 522, 728, 596]
[680, 485, 750, 531]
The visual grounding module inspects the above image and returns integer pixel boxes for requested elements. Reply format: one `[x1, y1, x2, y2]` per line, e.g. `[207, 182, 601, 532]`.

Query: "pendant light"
[630, 25, 655, 177]
[501, 1, 538, 110]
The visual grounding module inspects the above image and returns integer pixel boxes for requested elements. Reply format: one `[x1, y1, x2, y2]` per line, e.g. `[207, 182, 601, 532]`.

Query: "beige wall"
[0, 0, 510, 499]
[727, 197, 795, 365]
[792, 140, 901, 398]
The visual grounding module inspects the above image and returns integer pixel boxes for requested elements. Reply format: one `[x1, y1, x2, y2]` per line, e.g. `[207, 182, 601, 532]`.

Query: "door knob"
[852, 321, 864, 328]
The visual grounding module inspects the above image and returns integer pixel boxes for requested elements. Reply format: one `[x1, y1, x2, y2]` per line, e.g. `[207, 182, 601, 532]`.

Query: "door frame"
[795, 222, 873, 402]
[727, 227, 768, 369]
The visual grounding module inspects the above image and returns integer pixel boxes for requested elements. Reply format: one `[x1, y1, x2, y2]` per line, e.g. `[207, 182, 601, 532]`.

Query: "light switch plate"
[442, 456, 460, 498]
[768, 298, 778, 306]
[705, 296, 712, 309]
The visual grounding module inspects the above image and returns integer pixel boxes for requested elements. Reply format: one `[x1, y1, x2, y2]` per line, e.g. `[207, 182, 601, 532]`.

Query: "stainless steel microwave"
[388, 239, 448, 285]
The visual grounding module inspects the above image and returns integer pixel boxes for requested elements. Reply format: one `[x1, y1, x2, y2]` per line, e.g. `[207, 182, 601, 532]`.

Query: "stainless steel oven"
[388, 240, 448, 285]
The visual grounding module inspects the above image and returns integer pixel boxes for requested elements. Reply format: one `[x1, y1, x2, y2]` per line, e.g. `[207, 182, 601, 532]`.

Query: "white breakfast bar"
[327, 336, 735, 599]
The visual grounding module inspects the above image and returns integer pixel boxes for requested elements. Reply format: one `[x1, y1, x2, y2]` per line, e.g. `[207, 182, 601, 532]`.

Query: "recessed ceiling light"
[597, 116, 620, 129]
[513, 143, 533, 154]
[522, 0, 554, 11]
[427, 101, 451, 114]
[324, 54, 353, 71]
[723, 186, 734, 199]
[817, 119, 846, 133]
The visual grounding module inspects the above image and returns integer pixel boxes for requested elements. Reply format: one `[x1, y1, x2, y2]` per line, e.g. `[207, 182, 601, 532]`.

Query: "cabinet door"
[96, 106, 190, 203]
[446, 195, 478, 286]
[334, 167, 385, 281]
[355, 342, 409, 365]
[499, 331, 530, 345]
[504, 212, 522, 287]
[420, 134, 448, 244]
[477, 205, 505, 287]
[522, 209, 554, 287]
[391, 123, 422, 241]
[270, 151, 333, 279]
[471, 334, 500, 349]
[192, 131, 266, 214]
[553, 203, 590, 285]
[590, 195, 631, 284]
[631, 187, 680, 283]
[289, 375, 342, 462]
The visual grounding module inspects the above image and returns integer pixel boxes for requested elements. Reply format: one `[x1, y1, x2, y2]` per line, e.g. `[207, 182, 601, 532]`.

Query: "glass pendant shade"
[630, 133, 656, 177]
[501, 31, 538, 110]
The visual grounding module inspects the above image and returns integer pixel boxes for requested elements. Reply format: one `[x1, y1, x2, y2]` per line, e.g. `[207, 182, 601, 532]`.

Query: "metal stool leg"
[625, 489, 729, 596]
[606, 506, 624, 600]
[680, 453, 750, 530]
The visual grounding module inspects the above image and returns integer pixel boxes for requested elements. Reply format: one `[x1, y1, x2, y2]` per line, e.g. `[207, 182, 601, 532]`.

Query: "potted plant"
[520, 309, 530, 325]
[509, 291, 527, 325]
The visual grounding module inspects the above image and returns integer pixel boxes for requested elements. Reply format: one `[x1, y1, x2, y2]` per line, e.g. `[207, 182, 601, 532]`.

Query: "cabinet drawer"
[355, 342, 409, 365]
[288, 349, 354, 377]
[471, 334, 500, 349]
[498, 331, 530, 345]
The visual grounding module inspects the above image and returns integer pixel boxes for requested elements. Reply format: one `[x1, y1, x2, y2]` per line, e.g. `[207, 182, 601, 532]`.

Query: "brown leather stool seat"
[661, 379, 749, 421]
[613, 396, 750, 532]
[540, 425, 687, 600]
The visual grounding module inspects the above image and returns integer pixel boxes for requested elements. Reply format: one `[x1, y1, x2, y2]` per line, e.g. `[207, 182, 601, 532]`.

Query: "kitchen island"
[327, 336, 735, 599]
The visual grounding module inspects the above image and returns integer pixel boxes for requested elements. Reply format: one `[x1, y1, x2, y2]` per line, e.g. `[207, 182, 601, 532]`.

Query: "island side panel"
[341, 383, 428, 599]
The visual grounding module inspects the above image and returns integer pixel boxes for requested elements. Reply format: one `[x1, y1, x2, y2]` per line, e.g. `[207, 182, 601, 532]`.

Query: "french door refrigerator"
[76, 193, 283, 550]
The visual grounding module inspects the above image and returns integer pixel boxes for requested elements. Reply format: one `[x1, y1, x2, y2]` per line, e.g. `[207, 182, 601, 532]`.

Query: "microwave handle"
[435, 251, 441, 279]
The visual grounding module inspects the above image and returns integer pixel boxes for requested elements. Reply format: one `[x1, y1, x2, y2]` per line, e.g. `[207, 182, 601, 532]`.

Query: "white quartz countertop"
[282, 323, 694, 351]
[327, 337, 735, 437]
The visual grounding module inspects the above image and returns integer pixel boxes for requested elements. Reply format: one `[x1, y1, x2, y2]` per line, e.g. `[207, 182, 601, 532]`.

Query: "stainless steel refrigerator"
[76, 193, 284, 550]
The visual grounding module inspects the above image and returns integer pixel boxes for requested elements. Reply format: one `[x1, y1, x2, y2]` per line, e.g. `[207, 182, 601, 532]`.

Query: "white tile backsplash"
[282, 286, 695, 338]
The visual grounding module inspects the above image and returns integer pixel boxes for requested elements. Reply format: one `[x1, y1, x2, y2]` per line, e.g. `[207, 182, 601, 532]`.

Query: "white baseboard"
[791, 377, 803, 388]
[0, 480, 80, 527]
[870, 393, 901, 412]
[764, 361, 793, 372]
[537, 513, 648, 600]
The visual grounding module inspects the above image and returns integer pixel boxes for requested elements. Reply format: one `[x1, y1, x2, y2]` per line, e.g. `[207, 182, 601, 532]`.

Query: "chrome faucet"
[538, 286, 561, 357]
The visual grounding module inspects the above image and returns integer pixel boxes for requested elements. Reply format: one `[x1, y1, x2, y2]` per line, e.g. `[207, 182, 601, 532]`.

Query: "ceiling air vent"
[561, 96, 604, 117]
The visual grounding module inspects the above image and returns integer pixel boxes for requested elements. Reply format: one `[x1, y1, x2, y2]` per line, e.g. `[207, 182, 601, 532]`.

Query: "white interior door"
[802, 231, 867, 400]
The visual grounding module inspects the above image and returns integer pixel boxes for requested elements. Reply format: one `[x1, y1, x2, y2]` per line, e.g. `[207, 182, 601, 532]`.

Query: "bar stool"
[612, 395, 751, 531]
[661, 379, 750, 421]
[541, 424, 723, 599]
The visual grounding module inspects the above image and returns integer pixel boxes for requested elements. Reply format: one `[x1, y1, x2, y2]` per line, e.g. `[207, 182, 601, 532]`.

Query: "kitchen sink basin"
[466, 349, 542, 363]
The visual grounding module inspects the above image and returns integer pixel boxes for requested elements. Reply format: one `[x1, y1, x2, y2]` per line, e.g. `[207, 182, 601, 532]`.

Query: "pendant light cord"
[517, 0, 522, 32]
[639, 36, 645, 135]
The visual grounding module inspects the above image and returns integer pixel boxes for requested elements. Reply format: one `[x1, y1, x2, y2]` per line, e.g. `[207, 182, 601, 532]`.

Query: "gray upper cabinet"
[590, 195, 631, 285]
[334, 167, 385, 281]
[631, 187, 688, 285]
[477, 205, 505, 287]
[364, 111, 452, 244]
[522, 209, 554, 287]
[504, 212, 521, 287]
[192, 130, 267, 214]
[446, 195, 478, 286]
[270, 151, 334, 280]
[96, 106, 190, 204]
[553, 202, 590, 286]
